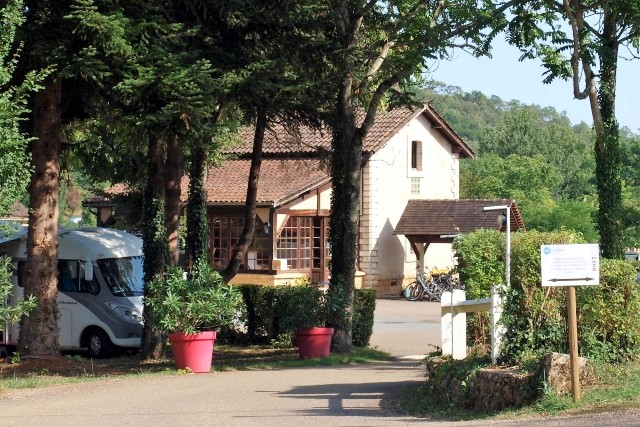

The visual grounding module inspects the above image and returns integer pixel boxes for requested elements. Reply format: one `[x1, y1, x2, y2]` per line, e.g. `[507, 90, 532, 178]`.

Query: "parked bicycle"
[402, 267, 463, 302]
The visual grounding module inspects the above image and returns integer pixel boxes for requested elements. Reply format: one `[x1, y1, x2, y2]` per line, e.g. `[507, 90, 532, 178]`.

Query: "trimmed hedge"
[221, 285, 376, 347]
[353, 289, 376, 347]
[454, 229, 640, 364]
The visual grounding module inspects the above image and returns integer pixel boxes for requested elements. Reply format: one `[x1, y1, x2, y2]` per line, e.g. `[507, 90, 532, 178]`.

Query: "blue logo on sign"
[543, 247, 551, 255]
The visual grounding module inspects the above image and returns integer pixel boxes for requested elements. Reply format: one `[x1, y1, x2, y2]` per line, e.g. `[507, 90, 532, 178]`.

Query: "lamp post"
[483, 204, 511, 364]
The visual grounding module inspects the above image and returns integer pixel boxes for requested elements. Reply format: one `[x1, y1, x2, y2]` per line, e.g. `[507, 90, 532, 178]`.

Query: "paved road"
[370, 298, 441, 358]
[3, 298, 640, 426]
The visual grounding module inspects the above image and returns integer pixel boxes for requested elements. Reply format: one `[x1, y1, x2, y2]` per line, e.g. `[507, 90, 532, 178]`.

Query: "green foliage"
[0, 0, 48, 216]
[0, 257, 36, 325]
[230, 285, 373, 347]
[423, 354, 493, 409]
[457, 228, 640, 364]
[577, 259, 640, 362]
[352, 289, 376, 347]
[453, 229, 505, 300]
[478, 106, 595, 200]
[461, 154, 562, 206]
[505, 0, 640, 258]
[277, 284, 327, 331]
[453, 229, 505, 345]
[185, 147, 209, 270]
[145, 263, 243, 335]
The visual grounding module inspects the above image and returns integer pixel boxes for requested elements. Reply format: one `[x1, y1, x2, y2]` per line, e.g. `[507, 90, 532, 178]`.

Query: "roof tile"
[394, 199, 525, 239]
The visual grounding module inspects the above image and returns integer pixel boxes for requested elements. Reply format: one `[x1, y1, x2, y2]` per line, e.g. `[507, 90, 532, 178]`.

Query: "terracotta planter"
[295, 327, 334, 359]
[168, 331, 217, 373]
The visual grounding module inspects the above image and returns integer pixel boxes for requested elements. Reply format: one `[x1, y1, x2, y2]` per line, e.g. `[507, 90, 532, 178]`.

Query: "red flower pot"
[168, 331, 217, 373]
[295, 327, 334, 359]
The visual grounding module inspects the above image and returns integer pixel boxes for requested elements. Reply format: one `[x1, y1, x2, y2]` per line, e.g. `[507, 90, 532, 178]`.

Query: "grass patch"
[214, 345, 391, 371]
[0, 345, 391, 392]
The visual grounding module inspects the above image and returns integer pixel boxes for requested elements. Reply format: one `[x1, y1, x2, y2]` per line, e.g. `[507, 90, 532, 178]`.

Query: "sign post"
[540, 243, 599, 403]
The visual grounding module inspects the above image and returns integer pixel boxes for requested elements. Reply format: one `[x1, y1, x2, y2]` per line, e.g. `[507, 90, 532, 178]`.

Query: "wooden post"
[567, 286, 581, 402]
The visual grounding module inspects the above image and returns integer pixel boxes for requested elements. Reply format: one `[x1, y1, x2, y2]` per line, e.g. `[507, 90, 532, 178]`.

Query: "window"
[411, 140, 422, 171]
[96, 257, 143, 296]
[58, 260, 101, 295]
[411, 177, 421, 196]
[275, 216, 331, 275]
[210, 215, 271, 271]
[276, 217, 313, 270]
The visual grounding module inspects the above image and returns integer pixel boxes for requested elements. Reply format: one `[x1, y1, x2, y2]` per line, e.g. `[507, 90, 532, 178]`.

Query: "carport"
[394, 199, 525, 272]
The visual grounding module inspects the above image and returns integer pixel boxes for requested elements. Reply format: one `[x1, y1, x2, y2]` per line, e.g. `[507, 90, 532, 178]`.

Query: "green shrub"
[499, 230, 579, 364]
[353, 289, 376, 347]
[456, 228, 640, 365]
[577, 259, 640, 362]
[453, 229, 507, 345]
[225, 284, 376, 347]
[0, 257, 36, 325]
[145, 263, 243, 334]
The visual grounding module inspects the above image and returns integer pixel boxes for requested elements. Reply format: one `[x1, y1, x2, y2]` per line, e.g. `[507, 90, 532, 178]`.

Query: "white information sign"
[540, 243, 600, 287]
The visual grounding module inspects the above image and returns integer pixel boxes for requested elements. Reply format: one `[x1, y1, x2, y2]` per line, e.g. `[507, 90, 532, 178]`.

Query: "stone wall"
[425, 357, 539, 411]
[425, 353, 588, 411]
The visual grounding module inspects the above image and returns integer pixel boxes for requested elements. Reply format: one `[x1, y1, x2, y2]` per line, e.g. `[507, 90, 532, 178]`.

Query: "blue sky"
[429, 38, 640, 132]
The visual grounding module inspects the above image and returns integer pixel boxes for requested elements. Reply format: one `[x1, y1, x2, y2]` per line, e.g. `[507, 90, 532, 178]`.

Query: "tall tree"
[105, 1, 227, 357]
[478, 106, 595, 199]
[14, 0, 131, 356]
[324, 0, 525, 352]
[507, 0, 640, 258]
[214, 0, 333, 283]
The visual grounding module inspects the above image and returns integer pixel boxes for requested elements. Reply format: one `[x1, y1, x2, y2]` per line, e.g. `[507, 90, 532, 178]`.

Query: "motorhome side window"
[58, 260, 99, 295]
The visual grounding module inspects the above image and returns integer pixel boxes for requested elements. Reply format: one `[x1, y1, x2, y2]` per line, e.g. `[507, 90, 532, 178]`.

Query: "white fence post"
[491, 285, 506, 364]
[441, 290, 493, 360]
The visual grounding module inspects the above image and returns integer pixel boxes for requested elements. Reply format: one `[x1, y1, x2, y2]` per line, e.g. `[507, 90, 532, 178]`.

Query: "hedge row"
[454, 229, 640, 364]
[218, 284, 376, 347]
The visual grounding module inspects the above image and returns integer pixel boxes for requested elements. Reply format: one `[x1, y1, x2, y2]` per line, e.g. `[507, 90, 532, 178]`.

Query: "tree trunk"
[165, 135, 184, 266]
[327, 16, 362, 351]
[328, 116, 362, 353]
[18, 77, 62, 357]
[223, 110, 267, 283]
[594, 7, 623, 259]
[142, 135, 168, 360]
[185, 145, 209, 272]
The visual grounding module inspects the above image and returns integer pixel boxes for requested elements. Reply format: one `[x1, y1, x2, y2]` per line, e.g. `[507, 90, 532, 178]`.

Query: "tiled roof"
[227, 104, 474, 158]
[84, 159, 330, 207]
[202, 158, 330, 206]
[394, 199, 525, 242]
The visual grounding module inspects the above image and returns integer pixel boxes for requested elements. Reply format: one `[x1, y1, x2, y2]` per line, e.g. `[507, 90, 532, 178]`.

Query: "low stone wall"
[468, 367, 539, 411]
[425, 357, 539, 411]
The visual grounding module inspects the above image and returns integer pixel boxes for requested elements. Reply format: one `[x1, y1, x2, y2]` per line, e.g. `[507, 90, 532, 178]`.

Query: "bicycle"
[434, 268, 465, 293]
[402, 268, 447, 302]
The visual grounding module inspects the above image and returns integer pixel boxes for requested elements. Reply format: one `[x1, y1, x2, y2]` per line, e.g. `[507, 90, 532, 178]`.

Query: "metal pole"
[506, 207, 511, 289]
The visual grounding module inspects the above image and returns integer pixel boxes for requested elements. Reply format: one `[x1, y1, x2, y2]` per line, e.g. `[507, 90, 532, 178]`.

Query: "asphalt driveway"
[4, 297, 640, 426]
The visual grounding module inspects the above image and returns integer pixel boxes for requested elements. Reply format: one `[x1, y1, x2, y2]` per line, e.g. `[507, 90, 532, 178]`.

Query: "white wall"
[360, 114, 460, 290]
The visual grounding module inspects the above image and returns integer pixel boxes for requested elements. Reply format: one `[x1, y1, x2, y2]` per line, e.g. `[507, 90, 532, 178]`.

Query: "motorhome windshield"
[97, 256, 144, 297]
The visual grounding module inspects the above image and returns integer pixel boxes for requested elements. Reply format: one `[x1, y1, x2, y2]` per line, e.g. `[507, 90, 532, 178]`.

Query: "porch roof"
[394, 199, 525, 244]
[203, 158, 330, 207]
[227, 104, 475, 158]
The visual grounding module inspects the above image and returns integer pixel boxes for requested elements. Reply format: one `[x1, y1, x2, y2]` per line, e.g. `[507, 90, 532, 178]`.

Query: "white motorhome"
[0, 227, 144, 358]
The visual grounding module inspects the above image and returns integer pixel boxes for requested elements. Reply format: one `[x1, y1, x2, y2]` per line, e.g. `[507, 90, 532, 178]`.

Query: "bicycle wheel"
[425, 279, 443, 302]
[437, 275, 453, 293]
[402, 281, 423, 301]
